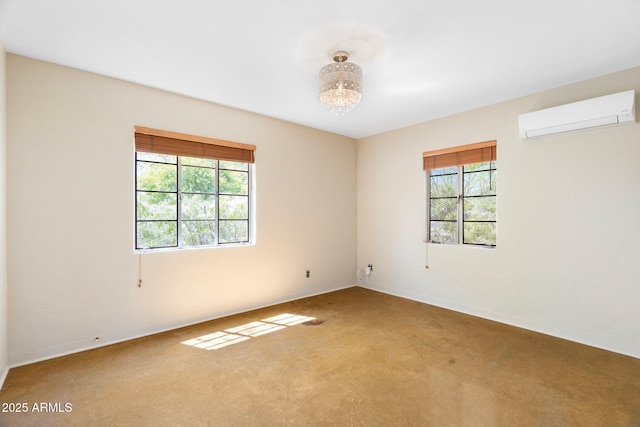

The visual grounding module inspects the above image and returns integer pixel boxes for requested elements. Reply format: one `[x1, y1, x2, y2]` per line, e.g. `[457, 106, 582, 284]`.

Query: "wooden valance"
[423, 140, 496, 170]
[135, 126, 255, 163]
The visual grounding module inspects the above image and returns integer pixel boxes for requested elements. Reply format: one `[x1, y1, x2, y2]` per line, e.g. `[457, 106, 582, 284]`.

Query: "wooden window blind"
[134, 126, 255, 164]
[423, 140, 496, 170]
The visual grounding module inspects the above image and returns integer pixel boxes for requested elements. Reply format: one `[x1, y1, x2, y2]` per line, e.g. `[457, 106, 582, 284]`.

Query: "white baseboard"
[8, 283, 357, 369]
[359, 284, 640, 360]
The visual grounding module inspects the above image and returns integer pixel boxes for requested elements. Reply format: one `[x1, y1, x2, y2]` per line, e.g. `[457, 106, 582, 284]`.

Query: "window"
[134, 127, 255, 250]
[424, 140, 496, 247]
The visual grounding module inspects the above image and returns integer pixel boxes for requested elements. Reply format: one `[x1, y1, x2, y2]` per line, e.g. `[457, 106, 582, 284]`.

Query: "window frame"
[134, 127, 255, 251]
[461, 161, 496, 246]
[424, 141, 497, 248]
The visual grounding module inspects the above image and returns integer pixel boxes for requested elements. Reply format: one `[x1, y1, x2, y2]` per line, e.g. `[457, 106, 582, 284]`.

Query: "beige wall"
[357, 66, 640, 358]
[6, 52, 640, 367]
[6, 55, 357, 365]
[0, 42, 8, 384]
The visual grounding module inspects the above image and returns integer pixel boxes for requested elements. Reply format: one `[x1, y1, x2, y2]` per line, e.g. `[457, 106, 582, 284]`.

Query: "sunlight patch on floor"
[181, 313, 316, 350]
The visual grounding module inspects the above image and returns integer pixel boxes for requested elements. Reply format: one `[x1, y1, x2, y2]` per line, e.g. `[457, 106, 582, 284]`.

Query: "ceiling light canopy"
[318, 51, 362, 115]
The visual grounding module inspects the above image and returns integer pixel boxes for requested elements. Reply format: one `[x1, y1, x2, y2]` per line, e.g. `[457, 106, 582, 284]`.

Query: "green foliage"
[217, 162, 249, 243]
[429, 167, 458, 243]
[182, 194, 215, 220]
[220, 160, 249, 171]
[137, 221, 177, 248]
[219, 170, 248, 194]
[429, 162, 497, 246]
[136, 156, 178, 248]
[463, 222, 496, 246]
[135, 154, 250, 249]
[463, 162, 496, 245]
[219, 220, 249, 243]
[182, 221, 216, 247]
[182, 165, 216, 193]
[430, 220, 458, 244]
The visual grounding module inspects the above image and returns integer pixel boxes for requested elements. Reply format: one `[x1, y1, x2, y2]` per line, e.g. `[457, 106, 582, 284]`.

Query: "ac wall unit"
[518, 90, 636, 140]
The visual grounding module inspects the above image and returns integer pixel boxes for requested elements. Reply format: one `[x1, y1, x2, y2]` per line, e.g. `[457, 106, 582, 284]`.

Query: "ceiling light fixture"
[318, 51, 362, 115]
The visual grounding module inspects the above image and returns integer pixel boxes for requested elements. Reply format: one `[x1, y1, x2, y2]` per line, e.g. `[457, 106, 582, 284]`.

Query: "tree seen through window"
[136, 153, 250, 249]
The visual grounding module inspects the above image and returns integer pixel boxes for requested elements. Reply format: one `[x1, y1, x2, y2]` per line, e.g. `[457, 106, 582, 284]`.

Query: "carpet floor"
[1, 287, 639, 426]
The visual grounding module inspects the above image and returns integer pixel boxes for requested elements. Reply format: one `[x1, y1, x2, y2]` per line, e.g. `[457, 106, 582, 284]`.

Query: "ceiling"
[2, 0, 640, 139]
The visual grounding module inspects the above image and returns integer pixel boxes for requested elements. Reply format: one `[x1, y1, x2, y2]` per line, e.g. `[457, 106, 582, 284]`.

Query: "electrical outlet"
[368, 264, 374, 272]
[306, 270, 310, 278]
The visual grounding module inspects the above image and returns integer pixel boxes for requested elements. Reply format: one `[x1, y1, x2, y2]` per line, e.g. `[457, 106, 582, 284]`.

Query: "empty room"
[0, 0, 639, 425]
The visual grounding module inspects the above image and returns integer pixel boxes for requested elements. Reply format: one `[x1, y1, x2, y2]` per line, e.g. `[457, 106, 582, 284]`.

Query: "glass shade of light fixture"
[318, 51, 362, 115]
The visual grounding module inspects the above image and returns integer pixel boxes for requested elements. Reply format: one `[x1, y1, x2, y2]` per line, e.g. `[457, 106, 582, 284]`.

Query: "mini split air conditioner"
[518, 90, 636, 140]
